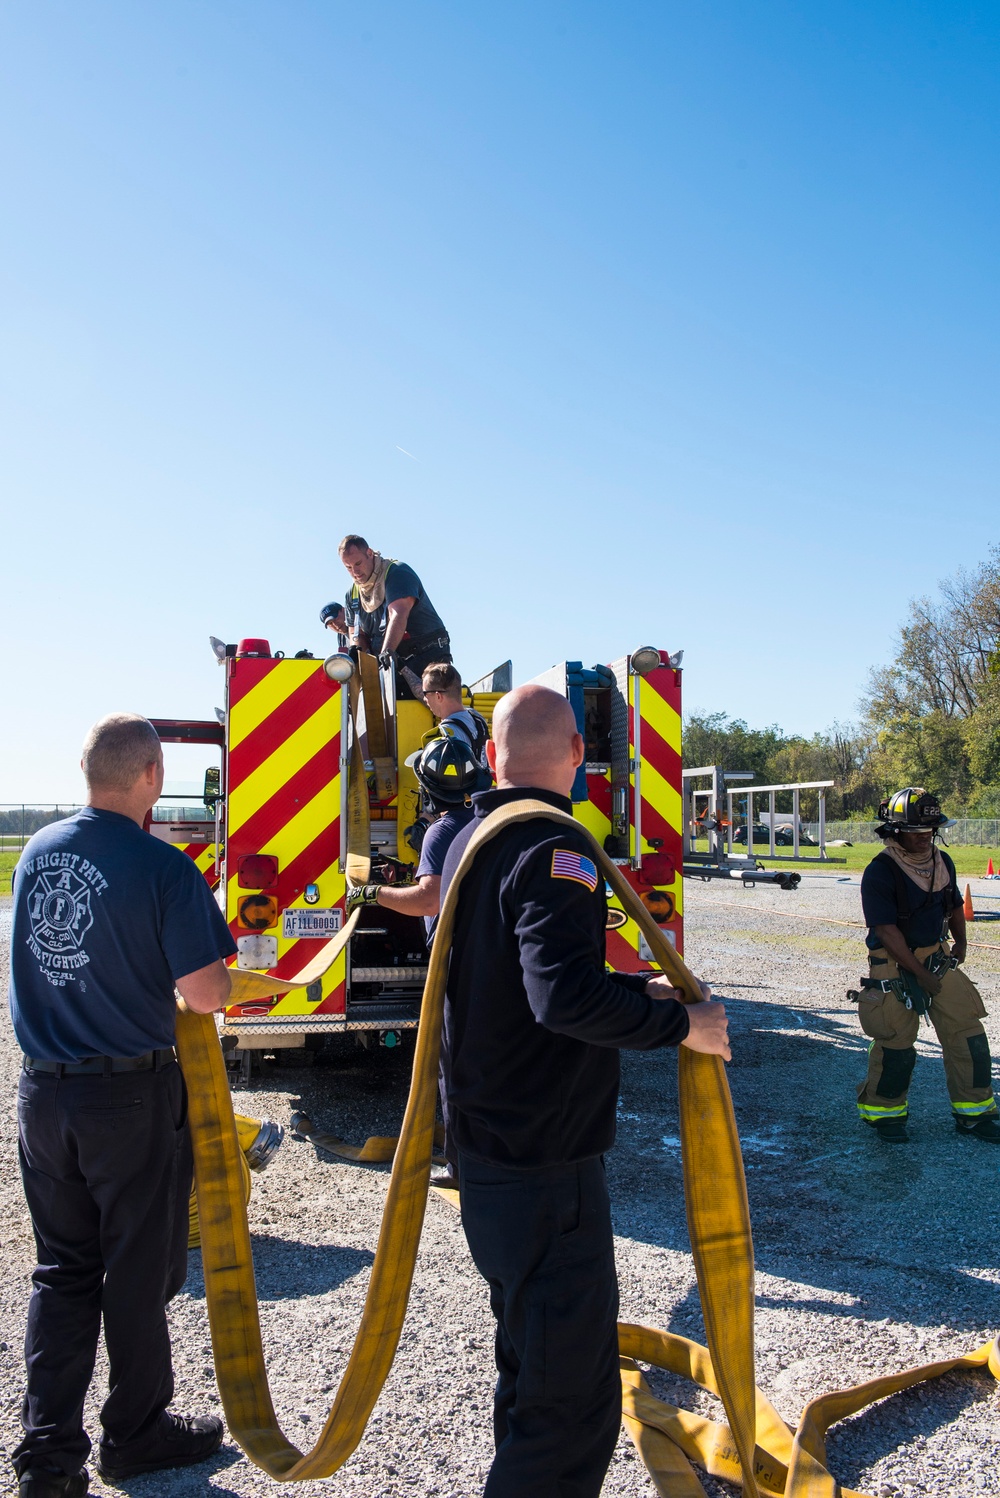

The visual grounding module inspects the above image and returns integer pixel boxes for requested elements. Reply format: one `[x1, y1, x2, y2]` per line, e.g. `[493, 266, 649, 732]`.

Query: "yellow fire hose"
[290, 1110, 447, 1166]
[188, 1115, 282, 1249]
[177, 801, 1000, 1493]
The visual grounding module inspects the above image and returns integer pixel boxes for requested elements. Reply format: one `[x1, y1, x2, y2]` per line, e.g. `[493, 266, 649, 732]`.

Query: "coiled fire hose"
[176, 802, 1000, 1494]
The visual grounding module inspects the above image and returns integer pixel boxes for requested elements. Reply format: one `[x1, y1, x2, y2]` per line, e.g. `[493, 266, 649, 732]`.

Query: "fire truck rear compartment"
[347, 903, 427, 1028]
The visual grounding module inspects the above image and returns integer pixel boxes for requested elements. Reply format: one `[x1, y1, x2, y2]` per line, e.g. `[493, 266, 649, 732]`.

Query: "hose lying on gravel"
[176, 803, 1000, 1495]
[289, 1109, 446, 1166]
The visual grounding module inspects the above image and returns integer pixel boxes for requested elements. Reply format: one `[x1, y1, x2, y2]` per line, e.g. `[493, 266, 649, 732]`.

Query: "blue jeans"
[458, 1153, 621, 1498]
[13, 1062, 192, 1477]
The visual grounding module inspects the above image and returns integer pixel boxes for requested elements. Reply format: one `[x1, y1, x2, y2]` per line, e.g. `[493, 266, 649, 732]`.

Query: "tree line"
[683, 546, 1000, 820]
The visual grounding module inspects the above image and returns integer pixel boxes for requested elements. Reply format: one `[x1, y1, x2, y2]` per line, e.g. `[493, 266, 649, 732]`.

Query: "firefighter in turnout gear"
[346, 736, 490, 928]
[854, 787, 1000, 1144]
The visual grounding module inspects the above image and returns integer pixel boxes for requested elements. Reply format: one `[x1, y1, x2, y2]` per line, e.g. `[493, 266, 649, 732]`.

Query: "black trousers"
[13, 1062, 192, 1477]
[458, 1153, 622, 1498]
[396, 635, 452, 699]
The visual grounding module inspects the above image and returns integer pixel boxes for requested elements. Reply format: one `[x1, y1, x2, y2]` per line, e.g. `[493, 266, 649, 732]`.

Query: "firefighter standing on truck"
[319, 533, 451, 699]
[854, 787, 1000, 1144]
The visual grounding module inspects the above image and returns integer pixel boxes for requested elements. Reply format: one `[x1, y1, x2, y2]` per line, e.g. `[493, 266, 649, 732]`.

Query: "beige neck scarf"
[356, 553, 397, 614]
[881, 837, 951, 894]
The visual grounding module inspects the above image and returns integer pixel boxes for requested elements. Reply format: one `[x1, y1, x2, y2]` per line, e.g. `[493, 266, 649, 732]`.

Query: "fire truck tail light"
[238, 854, 279, 889]
[637, 852, 675, 887]
[238, 894, 278, 930]
[323, 653, 355, 683]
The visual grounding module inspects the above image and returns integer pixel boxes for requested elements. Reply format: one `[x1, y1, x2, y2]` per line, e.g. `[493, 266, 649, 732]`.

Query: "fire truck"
[150, 639, 684, 1079]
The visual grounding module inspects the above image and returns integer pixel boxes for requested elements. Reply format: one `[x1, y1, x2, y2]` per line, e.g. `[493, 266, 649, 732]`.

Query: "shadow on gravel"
[827, 1367, 998, 1479]
[612, 992, 1000, 1340]
[104, 1442, 243, 1495]
[184, 1240, 374, 1302]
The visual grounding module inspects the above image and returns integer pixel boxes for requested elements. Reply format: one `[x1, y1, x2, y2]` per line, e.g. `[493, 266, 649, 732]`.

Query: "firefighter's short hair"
[422, 662, 462, 696]
[338, 533, 370, 555]
[82, 714, 162, 793]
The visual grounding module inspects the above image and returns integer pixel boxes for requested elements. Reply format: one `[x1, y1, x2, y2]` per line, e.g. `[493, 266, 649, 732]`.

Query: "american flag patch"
[550, 849, 599, 891]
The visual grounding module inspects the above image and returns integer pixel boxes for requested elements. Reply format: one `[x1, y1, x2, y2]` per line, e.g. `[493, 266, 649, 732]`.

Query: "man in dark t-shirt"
[854, 786, 998, 1144]
[320, 533, 451, 699]
[8, 714, 237, 1498]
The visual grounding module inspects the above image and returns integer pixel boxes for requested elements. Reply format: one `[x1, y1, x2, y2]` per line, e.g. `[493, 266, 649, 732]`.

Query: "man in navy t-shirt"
[8, 714, 236, 1498]
[320, 532, 451, 698]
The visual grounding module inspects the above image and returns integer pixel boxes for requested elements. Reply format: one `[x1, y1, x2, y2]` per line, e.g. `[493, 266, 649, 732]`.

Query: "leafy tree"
[861, 547, 1000, 810]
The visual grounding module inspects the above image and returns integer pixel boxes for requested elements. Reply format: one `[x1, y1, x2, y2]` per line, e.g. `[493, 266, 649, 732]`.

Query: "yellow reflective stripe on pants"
[856, 1103, 908, 1120]
[952, 1099, 999, 1115]
[177, 799, 1000, 1493]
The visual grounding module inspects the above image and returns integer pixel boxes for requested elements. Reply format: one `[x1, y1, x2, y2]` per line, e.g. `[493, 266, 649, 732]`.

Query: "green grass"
[0, 849, 20, 886]
[727, 843, 999, 878]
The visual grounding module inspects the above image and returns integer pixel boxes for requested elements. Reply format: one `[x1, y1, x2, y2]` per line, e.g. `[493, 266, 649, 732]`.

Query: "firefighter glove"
[914, 967, 943, 998]
[346, 884, 381, 914]
[378, 651, 393, 671]
[404, 815, 432, 854]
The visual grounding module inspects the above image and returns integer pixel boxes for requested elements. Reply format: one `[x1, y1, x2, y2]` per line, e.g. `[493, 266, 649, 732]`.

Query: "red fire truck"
[151, 640, 684, 1078]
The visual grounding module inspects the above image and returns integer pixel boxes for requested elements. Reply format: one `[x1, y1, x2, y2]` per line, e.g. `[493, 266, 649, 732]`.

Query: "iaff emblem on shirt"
[27, 869, 94, 954]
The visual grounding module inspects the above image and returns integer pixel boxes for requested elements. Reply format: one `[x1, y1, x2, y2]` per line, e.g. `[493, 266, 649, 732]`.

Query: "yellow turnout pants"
[856, 944, 996, 1122]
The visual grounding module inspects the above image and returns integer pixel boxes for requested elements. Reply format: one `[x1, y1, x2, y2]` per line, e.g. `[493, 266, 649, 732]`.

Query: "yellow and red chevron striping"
[638, 667, 683, 870]
[179, 842, 220, 891]
[228, 668, 334, 784]
[228, 739, 340, 857]
[605, 925, 641, 971]
[225, 656, 345, 1018]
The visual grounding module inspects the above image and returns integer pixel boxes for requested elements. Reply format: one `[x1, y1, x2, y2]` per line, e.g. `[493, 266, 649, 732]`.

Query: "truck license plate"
[282, 907, 344, 939]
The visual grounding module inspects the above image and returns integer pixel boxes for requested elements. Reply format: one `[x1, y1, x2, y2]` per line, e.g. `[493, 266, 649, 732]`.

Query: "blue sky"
[2, 2, 998, 800]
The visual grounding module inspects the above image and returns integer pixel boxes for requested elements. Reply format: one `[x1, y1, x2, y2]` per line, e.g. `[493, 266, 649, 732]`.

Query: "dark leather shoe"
[955, 1113, 1000, 1141]
[18, 1468, 89, 1498]
[97, 1413, 223, 1480]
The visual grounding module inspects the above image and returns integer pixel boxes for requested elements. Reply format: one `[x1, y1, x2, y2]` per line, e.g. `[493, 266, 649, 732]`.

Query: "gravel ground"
[2, 874, 1000, 1497]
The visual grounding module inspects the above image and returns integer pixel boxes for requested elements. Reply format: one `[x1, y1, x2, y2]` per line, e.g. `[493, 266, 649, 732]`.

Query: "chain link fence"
[1, 800, 212, 853]
[804, 818, 1000, 846]
[0, 804, 84, 853]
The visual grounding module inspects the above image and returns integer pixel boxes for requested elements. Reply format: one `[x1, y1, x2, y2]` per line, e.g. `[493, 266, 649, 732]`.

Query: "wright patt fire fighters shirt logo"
[9, 807, 236, 1063]
[25, 861, 103, 984]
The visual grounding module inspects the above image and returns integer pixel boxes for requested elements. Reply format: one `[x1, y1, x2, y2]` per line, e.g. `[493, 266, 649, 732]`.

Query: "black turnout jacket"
[438, 786, 690, 1168]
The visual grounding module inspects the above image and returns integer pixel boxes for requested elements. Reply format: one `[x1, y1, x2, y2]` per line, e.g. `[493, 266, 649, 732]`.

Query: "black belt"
[399, 634, 450, 657]
[23, 1048, 176, 1077]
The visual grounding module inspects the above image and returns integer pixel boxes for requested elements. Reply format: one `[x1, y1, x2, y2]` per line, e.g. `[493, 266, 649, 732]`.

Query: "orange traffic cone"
[988, 858, 996, 876]
[964, 884, 975, 922]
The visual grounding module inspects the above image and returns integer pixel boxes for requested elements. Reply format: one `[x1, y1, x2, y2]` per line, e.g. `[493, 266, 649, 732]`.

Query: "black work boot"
[954, 1113, 1000, 1142]
[18, 1467, 89, 1498]
[96, 1413, 223, 1481]
[867, 1116, 909, 1143]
